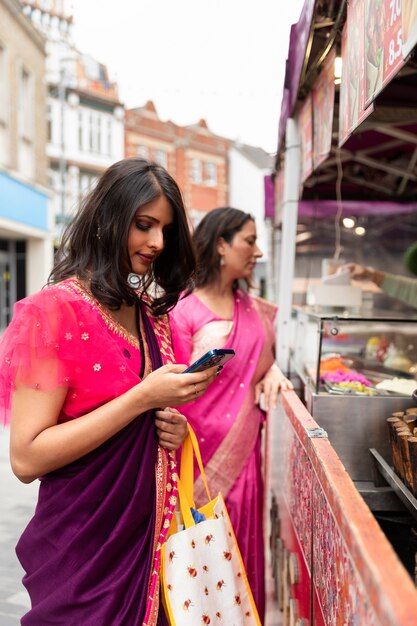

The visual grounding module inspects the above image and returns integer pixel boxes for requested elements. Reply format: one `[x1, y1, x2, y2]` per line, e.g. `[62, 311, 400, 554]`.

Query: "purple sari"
[17, 411, 169, 625]
[0, 281, 177, 626]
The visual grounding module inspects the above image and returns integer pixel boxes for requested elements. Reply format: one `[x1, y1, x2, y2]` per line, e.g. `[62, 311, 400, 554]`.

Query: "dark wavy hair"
[49, 158, 195, 315]
[193, 207, 254, 288]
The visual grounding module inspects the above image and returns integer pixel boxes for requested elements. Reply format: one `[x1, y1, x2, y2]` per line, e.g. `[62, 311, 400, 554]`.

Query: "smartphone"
[183, 349, 235, 373]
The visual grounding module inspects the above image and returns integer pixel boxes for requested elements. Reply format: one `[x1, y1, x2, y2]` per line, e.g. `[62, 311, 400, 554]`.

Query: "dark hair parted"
[49, 158, 195, 315]
[193, 207, 254, 288]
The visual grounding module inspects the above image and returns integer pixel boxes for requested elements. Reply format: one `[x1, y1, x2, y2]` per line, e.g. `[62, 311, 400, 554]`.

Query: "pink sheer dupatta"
[171, 290, 276, 498]
[170, 290, 276, 621]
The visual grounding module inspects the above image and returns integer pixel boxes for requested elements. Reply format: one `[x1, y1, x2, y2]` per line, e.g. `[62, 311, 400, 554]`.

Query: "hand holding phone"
[183, 349, 235, 373]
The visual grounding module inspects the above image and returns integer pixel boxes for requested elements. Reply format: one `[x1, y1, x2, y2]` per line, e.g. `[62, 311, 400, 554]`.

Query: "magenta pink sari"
[170, 289, 277, 622]
[0, 279, 178, 626]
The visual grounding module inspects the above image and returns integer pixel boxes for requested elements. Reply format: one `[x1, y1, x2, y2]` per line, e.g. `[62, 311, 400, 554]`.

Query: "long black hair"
[49, 158, 195, 315]
[192, 207, 254, 288]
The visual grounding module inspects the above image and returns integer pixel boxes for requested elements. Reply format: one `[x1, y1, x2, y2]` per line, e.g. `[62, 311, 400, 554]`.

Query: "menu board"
[339, 0, 374, 146]
[365, 0, 405, 105]
[403, 0, 417, 57]
[298, 94, 313, 182]
[312, 49, 336, 168]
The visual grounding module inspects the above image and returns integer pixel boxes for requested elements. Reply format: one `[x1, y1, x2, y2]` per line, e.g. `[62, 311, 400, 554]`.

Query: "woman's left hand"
[255, 366, 293, 410]
[154, 407, 188, 450]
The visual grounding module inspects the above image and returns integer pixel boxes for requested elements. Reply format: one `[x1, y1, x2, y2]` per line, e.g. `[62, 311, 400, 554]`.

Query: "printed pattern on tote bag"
[163, 495, 257, 625]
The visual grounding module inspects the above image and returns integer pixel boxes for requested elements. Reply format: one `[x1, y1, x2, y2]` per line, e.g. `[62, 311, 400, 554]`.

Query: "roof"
[73, 52, 121, 105]
[232, 142, 273, 170]
[275, 0, 417, 203]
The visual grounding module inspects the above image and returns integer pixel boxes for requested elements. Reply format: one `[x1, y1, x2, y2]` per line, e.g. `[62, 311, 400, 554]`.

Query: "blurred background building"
[20, 0, 125, 241]
[0, 0, 52, 331]
[125, 101, 230, 228]
[0, 0, 274, 328]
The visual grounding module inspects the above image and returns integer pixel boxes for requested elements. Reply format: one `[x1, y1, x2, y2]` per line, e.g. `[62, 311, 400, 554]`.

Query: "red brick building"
[125, 101, 230, 225]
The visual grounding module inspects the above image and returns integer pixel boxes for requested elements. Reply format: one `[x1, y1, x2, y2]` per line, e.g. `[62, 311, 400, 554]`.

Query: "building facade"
[0, 0, 52, 330]
[125, 101, 229, 227]
[21, 0, 124, 239]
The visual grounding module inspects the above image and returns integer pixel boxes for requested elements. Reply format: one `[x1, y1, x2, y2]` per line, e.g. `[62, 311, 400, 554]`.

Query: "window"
[86, 113, 101, 153]
[96, 116, 101, 152]
[136, 145, 149, 159]
[18, 65, 33, 140]
[79, 172, 97, 200]
[191, 158, 202, 183]
[89, 114, 94, 151]
[107, 118, 112, 155]
[0, 43, 6, 122]
[205, 162, 217, 186]
[154, 148, 167, 168]
[47, 104, 52, 142]
[78, 111, 83, 150]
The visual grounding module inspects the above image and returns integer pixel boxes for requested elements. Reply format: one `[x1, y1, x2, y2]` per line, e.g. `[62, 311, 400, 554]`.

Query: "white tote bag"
[160, 426, 261, 626]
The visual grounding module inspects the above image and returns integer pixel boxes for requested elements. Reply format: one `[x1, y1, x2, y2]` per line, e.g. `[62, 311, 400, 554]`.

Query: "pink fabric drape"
[170, 289, 277, 622]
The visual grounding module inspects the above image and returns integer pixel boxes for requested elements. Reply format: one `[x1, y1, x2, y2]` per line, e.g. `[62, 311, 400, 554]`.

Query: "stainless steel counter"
[305, 389, 415, 481]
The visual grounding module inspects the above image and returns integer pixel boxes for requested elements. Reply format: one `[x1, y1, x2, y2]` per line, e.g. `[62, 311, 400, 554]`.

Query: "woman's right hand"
[344, 263, 369, 279]
[344, 263, 385, 286]
[136, 363, 218, 409]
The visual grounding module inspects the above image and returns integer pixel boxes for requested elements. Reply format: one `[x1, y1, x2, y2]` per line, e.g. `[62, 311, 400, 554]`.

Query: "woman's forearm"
[10, 384, 153, 483]
[366, 267, 385, 286]
[11, 363, 214, 482]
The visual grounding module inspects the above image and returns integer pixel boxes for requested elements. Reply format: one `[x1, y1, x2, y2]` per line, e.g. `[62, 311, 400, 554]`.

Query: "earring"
[220, 256, 225, 267]
[128, 273, 141, 288]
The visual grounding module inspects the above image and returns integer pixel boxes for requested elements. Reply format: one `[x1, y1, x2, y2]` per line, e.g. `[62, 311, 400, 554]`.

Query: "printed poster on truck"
[298, 94, 313, 183]
[339, 0, 374, 146]
[365, 0, 405, 106]
[402, 0, 417, 57]
[312, 49, 336, 169]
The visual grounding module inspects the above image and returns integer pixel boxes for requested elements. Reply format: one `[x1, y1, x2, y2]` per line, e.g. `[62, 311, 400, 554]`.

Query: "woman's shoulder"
[244, 292, 278, 322]
[13, 279, 89, 316]
[169, 291, 218, 335]
[170, 291, 198, 316]
[8, 280, 105, 344]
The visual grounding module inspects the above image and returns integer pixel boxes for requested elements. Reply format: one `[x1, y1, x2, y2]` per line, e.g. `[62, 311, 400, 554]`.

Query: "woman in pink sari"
[0, 158, 218, 625]
[170, 207, 292, 622]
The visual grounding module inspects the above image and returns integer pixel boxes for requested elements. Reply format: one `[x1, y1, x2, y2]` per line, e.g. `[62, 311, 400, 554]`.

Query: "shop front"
[0, 170, 53, 331]
[268, 1, 417, 624]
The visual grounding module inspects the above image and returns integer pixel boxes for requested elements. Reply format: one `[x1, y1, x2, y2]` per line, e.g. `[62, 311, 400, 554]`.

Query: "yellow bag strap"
[176, 477, 195, 529]
[180, 424, 211, 505]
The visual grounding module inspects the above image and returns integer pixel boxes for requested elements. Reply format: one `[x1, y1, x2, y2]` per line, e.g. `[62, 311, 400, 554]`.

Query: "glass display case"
[290, 307, 417, 481]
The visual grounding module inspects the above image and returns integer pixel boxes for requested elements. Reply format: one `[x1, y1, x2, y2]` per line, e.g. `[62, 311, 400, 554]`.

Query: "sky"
[70, 1, 305, 154]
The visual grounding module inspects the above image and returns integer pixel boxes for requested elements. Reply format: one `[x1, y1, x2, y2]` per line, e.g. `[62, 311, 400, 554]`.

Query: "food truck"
[267, 1, 417, 624]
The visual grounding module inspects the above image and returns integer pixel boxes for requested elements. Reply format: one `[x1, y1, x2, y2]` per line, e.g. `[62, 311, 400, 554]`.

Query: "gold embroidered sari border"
[58, 279, 141, 349]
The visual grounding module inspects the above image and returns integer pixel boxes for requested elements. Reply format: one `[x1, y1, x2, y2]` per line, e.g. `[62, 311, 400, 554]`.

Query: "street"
[0, 429, 36, 626]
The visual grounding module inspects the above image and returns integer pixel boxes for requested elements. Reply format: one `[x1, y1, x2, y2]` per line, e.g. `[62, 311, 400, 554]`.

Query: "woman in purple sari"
[0, 158, 218, 625]
[170, 207, 293, 622]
